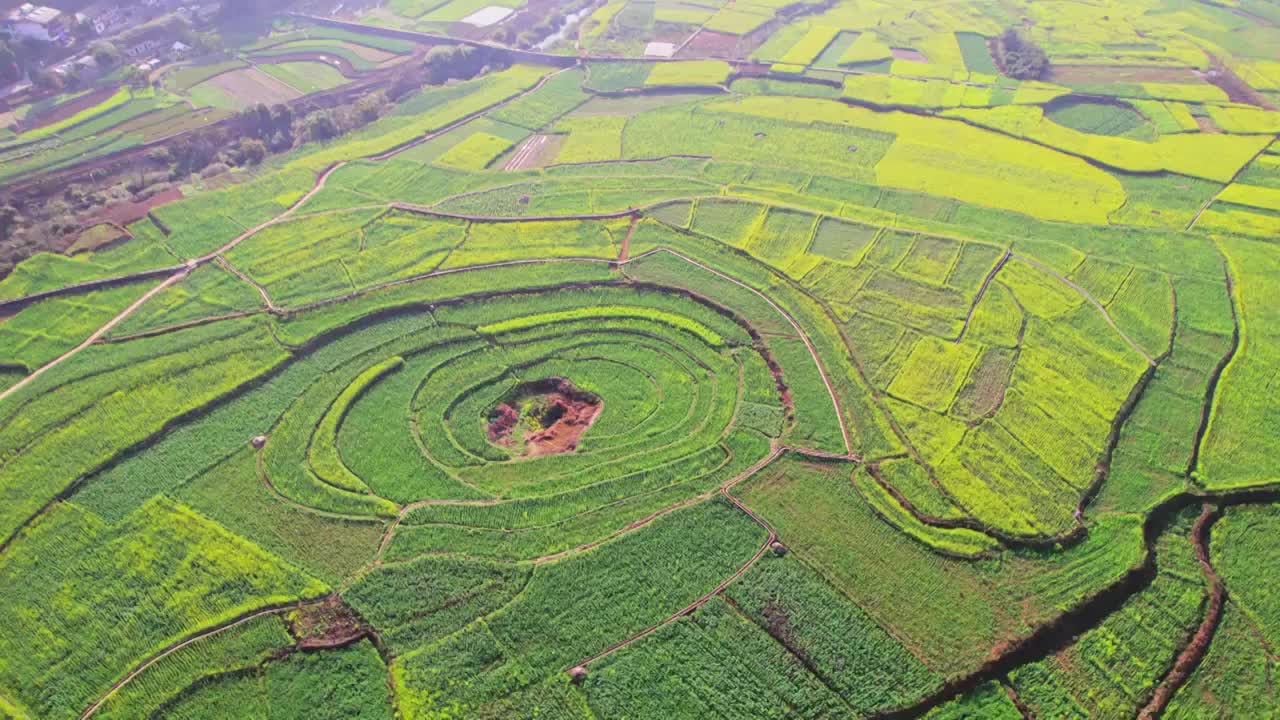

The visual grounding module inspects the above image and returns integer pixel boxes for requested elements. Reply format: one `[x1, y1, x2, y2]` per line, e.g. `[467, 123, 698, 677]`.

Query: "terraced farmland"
[2, 0, 1280, 718]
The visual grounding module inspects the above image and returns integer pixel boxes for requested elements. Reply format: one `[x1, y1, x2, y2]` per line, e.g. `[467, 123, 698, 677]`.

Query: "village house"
[4, 3, 69, 42]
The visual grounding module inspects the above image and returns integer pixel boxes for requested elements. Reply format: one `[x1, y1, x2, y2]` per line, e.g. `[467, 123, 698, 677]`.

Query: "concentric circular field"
[257, 283, 785, 562]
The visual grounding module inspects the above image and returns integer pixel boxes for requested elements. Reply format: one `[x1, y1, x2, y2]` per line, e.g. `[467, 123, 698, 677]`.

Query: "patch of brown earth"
[890, 47, 928, 63]
[96, 187, 184, 227]
[286, 596, 367, 650]
[1195, 115, 1222, 134]
[488, 378, 602, 456]
[1198, 54, 1278, 110]
[1048, 64, 1199, 84]
[20, 86, 118, 132]
[68, 223, 129, 255]
[678, 30, 744, 59]
[766, 358, 794, 412]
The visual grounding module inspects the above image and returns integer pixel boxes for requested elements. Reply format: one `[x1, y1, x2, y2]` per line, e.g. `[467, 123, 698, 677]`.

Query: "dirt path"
[884, 487, 1280, 719]
[1012, 253, 1156, 366]
[617, 214, 638, 262]
[368, 67, 571, 162]
[79, 597, 327, 720]
[658, 248, 855, 458]
[1186, 142, 1273, 232]
[504, 134, 553, 171]
[215, 256, 278, 312]
[0, 271, 188, 404]
[953, 249, 1011, 344]
[569, 446, 784, 671]
[0, 68, 575, 405]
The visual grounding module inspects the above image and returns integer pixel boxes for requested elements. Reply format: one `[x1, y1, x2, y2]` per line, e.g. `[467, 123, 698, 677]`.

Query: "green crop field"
[2, 0, 1279, 717]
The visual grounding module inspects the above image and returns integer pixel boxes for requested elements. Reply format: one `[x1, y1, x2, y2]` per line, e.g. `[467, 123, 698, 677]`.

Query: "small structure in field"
[644, 41, 676, 58]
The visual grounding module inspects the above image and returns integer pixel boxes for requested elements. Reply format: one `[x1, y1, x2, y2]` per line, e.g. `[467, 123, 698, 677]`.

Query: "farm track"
[215, 256, 278, 312]
[953, 249, 1011, 344]
[1012, 253, 1156, 365]
[568, 446, 785, 672]
[1185, 141, 1274, 231]
[503, 134, 553, 171]
[78, 596, 330, 720]
[13, 50, 1279, 717]
[0, 271, 189, 403]
[0, 68, 570, 407]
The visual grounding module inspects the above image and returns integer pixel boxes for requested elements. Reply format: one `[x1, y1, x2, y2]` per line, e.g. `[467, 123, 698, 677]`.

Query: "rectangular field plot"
[689, 198, 766, 245]
[742, 207, 818, 265]
[898, 235, 961, 284]
[886, 335, 979, 413]
[809, 217, 879, 263]
[435, 131, 518, 170]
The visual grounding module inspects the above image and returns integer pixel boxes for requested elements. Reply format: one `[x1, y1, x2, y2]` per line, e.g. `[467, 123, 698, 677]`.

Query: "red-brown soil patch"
[1198, 55, 1277, 109]
[95, 187, 184, 227]
[1049, 64, 1198, 83]
[890, 47, 928, 63]
[286, 596, 367, 650]
[1048, 64, 1199, 84]
[488, 378, 603, 456]
[20, 86, 118, 132]
[1195, 115, 1221, 134]
[678, 30, 744, 59]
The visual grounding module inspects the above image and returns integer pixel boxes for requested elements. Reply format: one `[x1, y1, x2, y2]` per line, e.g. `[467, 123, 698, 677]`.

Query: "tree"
[73, 15, 97, 40]
[298, 109, 339, 142]
[32, 68, 63, 91]
[0, 206, 18, 240]
[999, 29, 1048, 80]
[421, 45, 507, 85]
[354, 92, 386, 123]
[387, 67, 424, 101]
[122, 64, 149, 89]
[90, 40, 122, 69]
[238, 137, 267, 165]
[191, 31, 223, 55]
[0, 43, 19, 84]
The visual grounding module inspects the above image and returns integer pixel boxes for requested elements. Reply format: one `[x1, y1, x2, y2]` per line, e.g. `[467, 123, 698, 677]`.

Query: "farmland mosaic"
[2, 0, 1279, 717]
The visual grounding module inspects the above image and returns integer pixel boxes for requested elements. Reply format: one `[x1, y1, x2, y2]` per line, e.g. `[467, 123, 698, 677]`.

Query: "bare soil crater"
[487, 378, 603, 457]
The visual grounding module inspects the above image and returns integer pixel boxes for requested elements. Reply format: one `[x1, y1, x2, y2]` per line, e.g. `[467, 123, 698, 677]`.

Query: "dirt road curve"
[1012, 253, 1157, 366]
[569, 447, 784, 670]
[0, 271, 188, 404]
[79, 599, 326, 720]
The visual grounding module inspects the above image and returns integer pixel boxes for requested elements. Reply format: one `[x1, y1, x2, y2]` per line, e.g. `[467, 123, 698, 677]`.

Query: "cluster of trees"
[237, 91, 388, 150]
[0, 34, 516, 266]
[489, 0, 594, 50]
[422, 44, 510, 84]
[0, 36, 48, 85]
[998, 29, 1048, 80]
[378, 44, 510, 105]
